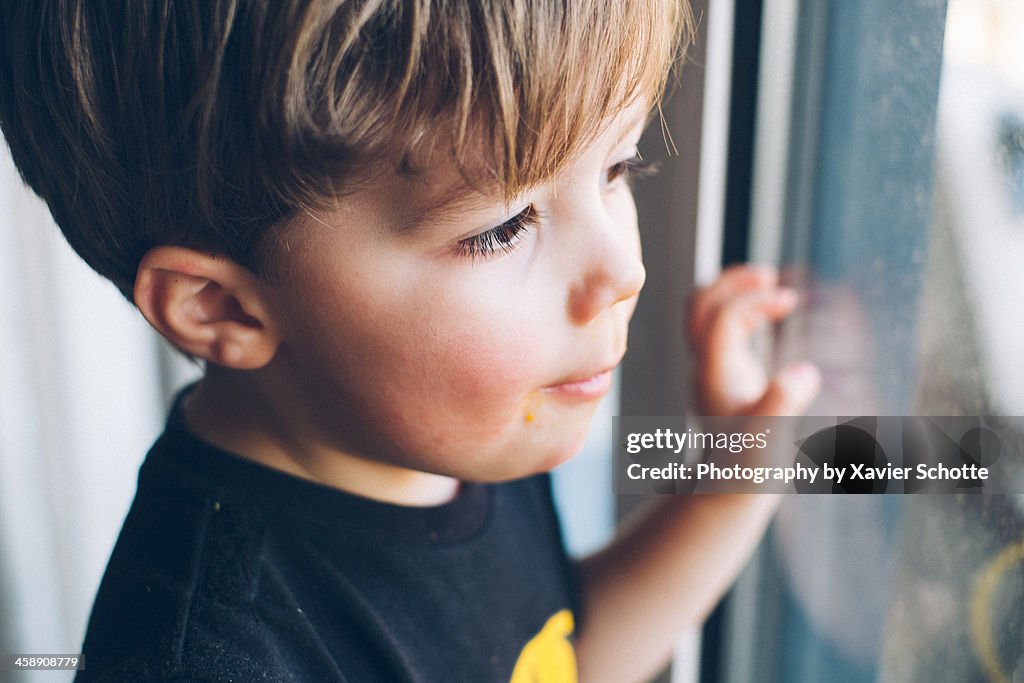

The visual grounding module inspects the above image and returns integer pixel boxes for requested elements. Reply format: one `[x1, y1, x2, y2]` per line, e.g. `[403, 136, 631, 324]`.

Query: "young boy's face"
[262, 101, 648, 486]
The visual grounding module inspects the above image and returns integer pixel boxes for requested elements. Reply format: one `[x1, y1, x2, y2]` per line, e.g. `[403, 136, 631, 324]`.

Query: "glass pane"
[877, 2, 1024, 680]
[728, 1, 1024, 681]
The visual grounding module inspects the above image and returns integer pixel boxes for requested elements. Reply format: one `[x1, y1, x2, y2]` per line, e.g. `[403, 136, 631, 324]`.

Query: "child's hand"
[688, 264, 820, 416]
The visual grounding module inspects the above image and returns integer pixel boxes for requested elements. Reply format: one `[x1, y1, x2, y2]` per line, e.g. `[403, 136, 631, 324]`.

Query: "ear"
[134, 246, 281, 369]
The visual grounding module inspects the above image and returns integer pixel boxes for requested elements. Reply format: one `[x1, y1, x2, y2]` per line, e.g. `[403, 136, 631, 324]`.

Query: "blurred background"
[0, 146, 201, 679]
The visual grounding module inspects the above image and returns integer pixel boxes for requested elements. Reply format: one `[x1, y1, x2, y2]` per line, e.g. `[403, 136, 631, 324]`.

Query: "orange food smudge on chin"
[523, 391, 542, 424]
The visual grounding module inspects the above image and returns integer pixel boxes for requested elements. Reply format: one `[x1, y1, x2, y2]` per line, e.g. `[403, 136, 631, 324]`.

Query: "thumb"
[747, 362, 821, 417]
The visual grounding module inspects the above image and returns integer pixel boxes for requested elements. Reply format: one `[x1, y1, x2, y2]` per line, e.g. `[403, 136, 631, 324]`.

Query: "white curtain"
[0, 140, 197, 681]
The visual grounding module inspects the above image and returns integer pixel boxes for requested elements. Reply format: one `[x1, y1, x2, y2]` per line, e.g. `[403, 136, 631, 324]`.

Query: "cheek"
[395, 300, 540, 412]
[275, 237, 591, 478]
[440, 322, 535, 392]
[336, 281, 548, 438]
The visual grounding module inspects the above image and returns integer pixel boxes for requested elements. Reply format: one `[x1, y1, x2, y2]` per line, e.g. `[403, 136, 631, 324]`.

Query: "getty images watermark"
[614, 416, 1023, 494]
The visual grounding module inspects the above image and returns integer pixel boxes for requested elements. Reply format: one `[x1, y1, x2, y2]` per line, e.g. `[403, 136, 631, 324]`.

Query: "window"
[697, 0, 1024, 680]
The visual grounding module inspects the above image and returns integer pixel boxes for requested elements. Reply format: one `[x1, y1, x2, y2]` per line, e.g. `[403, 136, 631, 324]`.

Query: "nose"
[567, 224, 646, 325]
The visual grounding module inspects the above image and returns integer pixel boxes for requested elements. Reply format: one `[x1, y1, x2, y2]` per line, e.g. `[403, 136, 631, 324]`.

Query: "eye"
[455, 205, 540, 259]
[605, 154, 659, 187]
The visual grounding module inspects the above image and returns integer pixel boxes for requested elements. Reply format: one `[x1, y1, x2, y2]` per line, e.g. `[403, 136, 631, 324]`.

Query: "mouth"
[540, 362, 619, 400]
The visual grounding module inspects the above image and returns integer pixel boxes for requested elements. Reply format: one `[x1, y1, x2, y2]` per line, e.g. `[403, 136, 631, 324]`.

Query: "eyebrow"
[391, 185, 498, 235]
[393, 109, 653, 235]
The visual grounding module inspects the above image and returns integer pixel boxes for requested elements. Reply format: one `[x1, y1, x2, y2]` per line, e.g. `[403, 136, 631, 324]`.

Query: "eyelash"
[456, 205, 541, 259]
[606, 155, 659, 185]
[454, 155, 659, 260]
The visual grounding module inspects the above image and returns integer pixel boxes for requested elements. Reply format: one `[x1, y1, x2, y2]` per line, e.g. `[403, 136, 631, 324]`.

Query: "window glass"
[723, 1, 1024, 681]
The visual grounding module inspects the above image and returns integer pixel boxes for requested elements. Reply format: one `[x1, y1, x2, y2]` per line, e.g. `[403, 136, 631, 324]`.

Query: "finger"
[697, 283, 805, 415]
[688, 264, 777, 345]
[695, 288, 800, 413]
[690, 264, 775, 338]
[747, 362, 821, 417]
[702, 286, 799, 352]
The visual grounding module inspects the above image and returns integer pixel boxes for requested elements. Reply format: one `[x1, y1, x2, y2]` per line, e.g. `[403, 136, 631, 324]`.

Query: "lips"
[541, 361, 619, 400]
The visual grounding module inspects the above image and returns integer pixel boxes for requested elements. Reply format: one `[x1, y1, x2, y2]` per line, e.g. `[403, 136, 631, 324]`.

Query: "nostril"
[567, 277, 599, 325]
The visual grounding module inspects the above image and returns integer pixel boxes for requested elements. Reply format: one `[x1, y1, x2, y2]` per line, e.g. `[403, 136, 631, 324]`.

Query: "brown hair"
[0, 0, 691, 299]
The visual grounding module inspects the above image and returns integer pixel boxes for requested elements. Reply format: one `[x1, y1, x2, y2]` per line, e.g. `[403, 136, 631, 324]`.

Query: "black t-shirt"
[76, 396, 581, 682]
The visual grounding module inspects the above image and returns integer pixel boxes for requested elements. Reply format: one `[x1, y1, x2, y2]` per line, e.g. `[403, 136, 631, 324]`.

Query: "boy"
[0, 1, 818, 681]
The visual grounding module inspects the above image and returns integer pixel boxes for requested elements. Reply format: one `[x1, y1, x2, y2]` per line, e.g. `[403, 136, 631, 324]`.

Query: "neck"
[182, 366, 461, 507]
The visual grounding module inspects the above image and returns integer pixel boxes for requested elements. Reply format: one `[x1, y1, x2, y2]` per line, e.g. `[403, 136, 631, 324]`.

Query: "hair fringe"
[0, 0, 693, 298]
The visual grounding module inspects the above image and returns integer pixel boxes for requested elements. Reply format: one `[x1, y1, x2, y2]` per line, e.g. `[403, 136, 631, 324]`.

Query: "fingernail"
[753, 264, 776, 282]
[782, 362, 820, 393]
[778, 288, 799, 307]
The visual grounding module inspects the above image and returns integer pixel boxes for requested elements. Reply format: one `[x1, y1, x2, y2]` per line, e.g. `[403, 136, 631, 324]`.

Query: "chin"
[527, 427, 593, 477]
[465, 435, 585, 483]
[449, 404, 599, 482]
